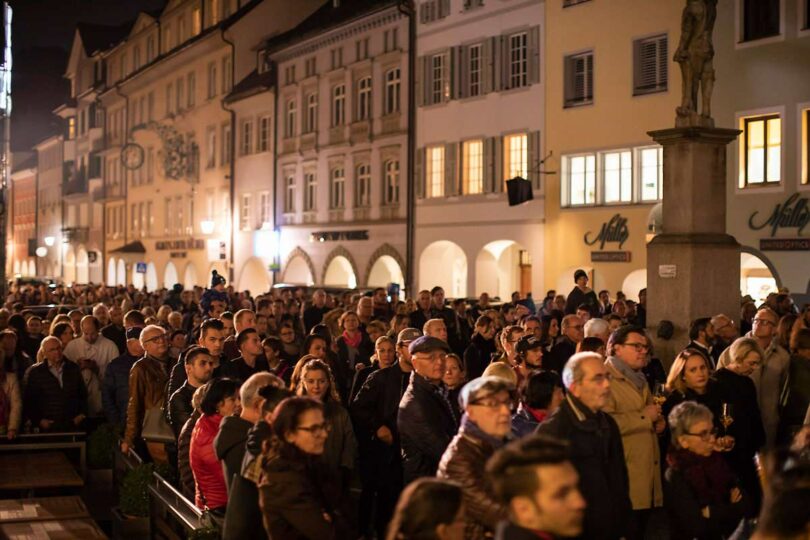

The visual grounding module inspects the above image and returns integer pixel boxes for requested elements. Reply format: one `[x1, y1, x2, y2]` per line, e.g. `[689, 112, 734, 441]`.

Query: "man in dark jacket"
[397, 335, 458, 484]
[168, 347, 214, 438]
[168, 318, 225, 399]
[23, 336, 87, 432]
[687, 317, 716, 369]
[102, 305, 128, 354]
[303, 289, 330, 333]
[102, 327, 143, 426]
[220, 328, 269, 382]
[351, 327, 420, 538]
[564, 269, 598, 316]
[546, 314, 584, 374]
[536, 352, 632, 540]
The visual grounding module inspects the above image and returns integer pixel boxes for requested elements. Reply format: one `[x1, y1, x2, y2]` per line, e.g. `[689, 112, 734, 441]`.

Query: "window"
[384, 29, 399, 52]
[567, 154, 596, 206]
[332, 85, 346, 127]
[146, 36, 155, 62]
[634, 35, 667, 95]
[192, 7, 202, 34]
[147, 147, 154, 183]
[426, 145, 445, 198]
[148, 92, 155, 121]
[430, 54, 447, 105]
[468, 44, 482, 97]
[330, 48, 343, 70]
[120, 53, 127, 79]
[284, 65, 296, 85]
[146, 201, 153, 236]
[742, 115, 781, 186]
[164, 198, 171, 235]
[564, 52, 594, 107]
[742, 0, 780, 41]
[305, 93, 317, 133]
[357, 77, 372, 120]
[639, 147, 663, 201]
[258, 116, 271, 152]
[260, 191, 271, 226]
[384, 68, 401, 114]
[187, 72, 196, 108]
[419, 0, 450, 23]
[356, 38, 369, 61]
[207, 62, 217, 98]
[356, 164, 371, 207]
[163, 26, 173, 52]
[463, 0, 484, 10]
[285, 99, 297, 138]
[206, 127, 217, 168]
[385, 160, 400, 204]
[305, 57, 316, 78]
[176, 77, 184, 112]
[221, 123, 232, 165]
[222, 56, 232, 93]
[175, 196, 185, 234]
[462, 139, 484, 194]
[133, 46, 141, 71]
[166, 83, 174, 115]
[284, 174, 296, 213]
[304, 173, 317, 211]
[330, 168, 345, 209]
[241, 120, 253, 156]
[240, 194, 251, 230]
[67, 117, 76, 139]
[504, 133, 528, 183]
[603, 151, 632, 203]
[178, 16, 187, 43]
[509, 32, 528, 89]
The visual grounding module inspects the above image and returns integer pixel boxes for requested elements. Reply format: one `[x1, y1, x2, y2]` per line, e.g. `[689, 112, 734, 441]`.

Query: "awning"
[109, 241, 147, 254]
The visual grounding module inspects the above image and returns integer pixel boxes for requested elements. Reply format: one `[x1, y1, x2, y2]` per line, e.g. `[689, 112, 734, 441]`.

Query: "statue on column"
[674, 0, 717, 128]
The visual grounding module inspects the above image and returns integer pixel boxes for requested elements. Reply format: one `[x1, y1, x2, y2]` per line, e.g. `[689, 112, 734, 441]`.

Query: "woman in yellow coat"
[603, 326, 664, 540]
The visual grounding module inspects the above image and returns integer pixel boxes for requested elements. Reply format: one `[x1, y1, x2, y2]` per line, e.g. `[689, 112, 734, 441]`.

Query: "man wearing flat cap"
[564, 268, 598, 316]
[397, 335, 459, 483]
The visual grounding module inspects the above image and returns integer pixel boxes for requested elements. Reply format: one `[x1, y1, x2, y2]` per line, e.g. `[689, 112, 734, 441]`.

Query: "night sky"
[9, 0, 165, 151]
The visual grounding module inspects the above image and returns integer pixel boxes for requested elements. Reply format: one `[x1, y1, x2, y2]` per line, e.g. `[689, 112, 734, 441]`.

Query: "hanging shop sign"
[155, 239, 205, 251]
[584, 214, 629, 249]
[759, 238, 810, 251]
[590, 251, 631, 263]
[310, 230, 369, 242]
[748, 193, 810, 237]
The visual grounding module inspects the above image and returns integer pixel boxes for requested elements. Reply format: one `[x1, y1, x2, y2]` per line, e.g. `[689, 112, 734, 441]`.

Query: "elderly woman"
[711, 337, 766, 515]
[664, 402, 749, 539]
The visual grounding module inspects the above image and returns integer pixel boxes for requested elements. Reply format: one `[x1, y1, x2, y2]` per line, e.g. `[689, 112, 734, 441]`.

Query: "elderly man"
[423, 318, 448, 343]
[398, 335, 458, 483]
[123, 325, 172, 462]
[304, 289, 329, 332]
[23, 336, 87, 432]
[537, 352, 632, 540]
[710, 313, 737, 363]
[438, 377, 513, 539]
[718, 307, 789, 447]
[584, 317, 610, 345]
[63, 315, 121, 417]
[546, 314, 585, 374]
[92, 304, 111, 327]
[102, 305, 127, 354]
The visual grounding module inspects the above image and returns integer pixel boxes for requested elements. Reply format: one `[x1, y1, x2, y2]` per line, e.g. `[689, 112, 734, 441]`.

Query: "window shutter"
[499, 35, 509, 91]
[439, 0, 450, 18]
[528, 26, 541, 85]
[494, 136, 504, 191]
[445, 50, 454, 102]
[455, 46, 466, 99]
[586, 54, 594, 101]
[658, 37, 668, 89]
[419, 3, 427, 23]
[416, 56, 425, 106]
[423, 56, 432, 105]
[574, 57, 585, 101]
[484, 137, 495, 193]
[482, 38, 494, 94]
[415, 147, 425, 199]
[445, 142, 458, 196]
[528, 130, 541, 189]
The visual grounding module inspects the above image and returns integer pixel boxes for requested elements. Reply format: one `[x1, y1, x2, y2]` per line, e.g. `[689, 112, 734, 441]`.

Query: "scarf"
[608, 356, 647, 392]
[0, 371, 8, 428]
[342, 330, 363, 349]
[666, 446, 736, 506]
[460, 413, 508, 450]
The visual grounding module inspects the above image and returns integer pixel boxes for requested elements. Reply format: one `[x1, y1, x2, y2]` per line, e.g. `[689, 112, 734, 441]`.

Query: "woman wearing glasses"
[663, 402, 749, 540]
[258, 396, 350, 540]
[712, 337, 766, 516]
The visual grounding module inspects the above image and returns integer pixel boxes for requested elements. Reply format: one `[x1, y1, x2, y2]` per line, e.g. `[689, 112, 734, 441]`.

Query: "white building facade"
[34, 135, 65, 278]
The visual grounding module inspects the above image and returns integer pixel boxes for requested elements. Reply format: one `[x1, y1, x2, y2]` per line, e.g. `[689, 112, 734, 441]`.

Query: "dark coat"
[495, 521, 558, 540]
[349, 363, 378, 405]
[213, 415, 252, 495]
[545, 337, 577, 374]
[101, 352, 138, 425]
[223, 422, 271, 540]
[536, 394, 632, 540]
[351, 363, 411, 443]
[397, 372, 458, 483]
[178, 410, 200, 499]
[464, 333, 497, 381]
[336, 334, 374, 371]
[23, 360, 88, 430]
[168, 381, 197, 439]
[219, 355, 270, 383]
[102, 324, 127, 355]
[778, 354, 810, 444]
[564, 286, 598, 315]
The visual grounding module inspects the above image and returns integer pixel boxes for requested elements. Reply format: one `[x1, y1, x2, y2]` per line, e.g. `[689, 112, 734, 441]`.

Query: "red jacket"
[190, 413, 228, 509]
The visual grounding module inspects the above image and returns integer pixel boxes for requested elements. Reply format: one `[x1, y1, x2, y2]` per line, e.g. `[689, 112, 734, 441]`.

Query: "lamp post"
[200, 220, 215, 235]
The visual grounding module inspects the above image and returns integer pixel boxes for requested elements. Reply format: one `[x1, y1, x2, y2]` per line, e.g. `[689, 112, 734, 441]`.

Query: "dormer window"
[259, 49, 272, 74]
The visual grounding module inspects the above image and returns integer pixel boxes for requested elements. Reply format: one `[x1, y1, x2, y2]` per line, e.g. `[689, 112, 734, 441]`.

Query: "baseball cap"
[516, 335, 543, 355]
[397, 327, 422, 345]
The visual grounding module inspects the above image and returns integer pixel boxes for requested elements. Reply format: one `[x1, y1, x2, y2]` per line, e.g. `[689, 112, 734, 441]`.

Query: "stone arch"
[107, 258, 117, 287]
[322, 246, 361, 287]
[419, 240, 468, 298]
[281, 247, 316, 285]
[364, 243, 406, 286]
[740, 246, 781, 304]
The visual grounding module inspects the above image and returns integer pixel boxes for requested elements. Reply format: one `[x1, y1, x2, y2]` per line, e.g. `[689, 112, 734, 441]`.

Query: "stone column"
[646, 127, 740, 366]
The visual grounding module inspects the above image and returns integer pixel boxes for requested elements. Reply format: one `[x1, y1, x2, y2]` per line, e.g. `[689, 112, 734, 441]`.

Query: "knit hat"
[211, 270, 226, 287]
[574, 269, 588, 282]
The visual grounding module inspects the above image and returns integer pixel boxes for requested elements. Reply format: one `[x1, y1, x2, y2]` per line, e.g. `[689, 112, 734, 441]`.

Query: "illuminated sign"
[748, 193, 810, 237]
[584, 214, 629, 249]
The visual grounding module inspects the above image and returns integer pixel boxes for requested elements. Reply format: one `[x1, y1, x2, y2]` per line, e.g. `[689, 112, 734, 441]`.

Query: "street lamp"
[200, 220, 215, 235]
[44, 236, 54, 247]
[35, 247, 47, 258]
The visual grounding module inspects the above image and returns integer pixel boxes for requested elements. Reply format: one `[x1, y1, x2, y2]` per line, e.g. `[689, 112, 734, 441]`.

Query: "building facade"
[414, 0, 545, 300]
[270, 0, 410, 292]
[34, 135, 64, 278]
[9, 154, 37, 278]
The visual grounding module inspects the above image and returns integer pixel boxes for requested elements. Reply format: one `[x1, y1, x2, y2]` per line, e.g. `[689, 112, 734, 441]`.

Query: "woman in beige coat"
[603, 326, 664, 540]
[0, 350, 23, 439]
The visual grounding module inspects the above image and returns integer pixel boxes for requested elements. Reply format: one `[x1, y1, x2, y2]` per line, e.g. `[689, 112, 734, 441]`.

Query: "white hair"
[584, 318, 609, 339]
[139, 324, 166, 346]
[240, 372, 284, 409]
[562, 352, 604, 389]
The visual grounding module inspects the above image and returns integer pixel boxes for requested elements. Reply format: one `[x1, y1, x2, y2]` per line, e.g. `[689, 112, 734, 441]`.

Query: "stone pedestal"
[646, 127, 741, 366]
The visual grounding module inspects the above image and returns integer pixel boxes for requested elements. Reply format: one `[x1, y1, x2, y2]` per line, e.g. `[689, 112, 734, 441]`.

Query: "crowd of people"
[0, 268, 808, 540]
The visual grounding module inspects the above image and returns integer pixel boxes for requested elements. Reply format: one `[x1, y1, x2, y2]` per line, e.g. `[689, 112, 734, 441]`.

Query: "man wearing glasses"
[709, 313, 737, 364]
[122, 325, 172, 462]
[603, 326, 664, 540]
[397, 335, 458, 484]
[546, 314, 584, 374]
[537, 352, 632, 540]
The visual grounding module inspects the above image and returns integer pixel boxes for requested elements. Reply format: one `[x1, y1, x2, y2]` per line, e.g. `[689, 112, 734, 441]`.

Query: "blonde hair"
[725, 337, 765, 367]
[666, 349, 710, 395]
[289, 354, 319, 392]
[482, 361, 518, 386]
[295, 359, 341, 403]
[48, 314, 71, 336]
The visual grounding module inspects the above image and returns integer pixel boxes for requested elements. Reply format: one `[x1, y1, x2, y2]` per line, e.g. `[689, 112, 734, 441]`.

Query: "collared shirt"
[48, 361, 64, 387]
[63, 335, 120, 378]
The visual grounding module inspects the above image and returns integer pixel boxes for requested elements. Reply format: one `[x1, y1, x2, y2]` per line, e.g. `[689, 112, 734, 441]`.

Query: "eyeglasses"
[144, 334, 168, 344]
[586, 373, 613, 384]
[753, 318, 776, 327]
[414, 353, 447, 363]
[684, 428, 717, 442]
[622, 342, 649, 352]
[297, 422, 331, 434]
[470, 398, 513, 409]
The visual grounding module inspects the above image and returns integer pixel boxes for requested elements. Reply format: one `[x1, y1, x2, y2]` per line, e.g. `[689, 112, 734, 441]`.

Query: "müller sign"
[748, 193, 810, 237]
[584, 214, 630, 250]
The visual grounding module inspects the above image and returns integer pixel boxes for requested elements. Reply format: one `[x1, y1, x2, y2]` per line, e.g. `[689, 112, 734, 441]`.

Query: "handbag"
[142, 405, 175, 444]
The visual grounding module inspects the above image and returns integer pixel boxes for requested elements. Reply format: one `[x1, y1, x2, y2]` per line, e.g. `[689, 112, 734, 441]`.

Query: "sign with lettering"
[590, 251, 631, 263]
[759, 238, 810, 251]
[135, 262, 147, 274]
[658, 265, 677, 278]
[310, 230, 369, 242]
[584, 214, 629, 249]
[155, 239, 204, 251]
[748, 193, 810, 237]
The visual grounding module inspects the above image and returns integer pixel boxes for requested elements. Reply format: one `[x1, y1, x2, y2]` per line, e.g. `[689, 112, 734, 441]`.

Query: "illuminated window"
[384, 160, 400, 204]
[241, 120, 253, 156]
[567, 154, 596, 206]
[504, 133, 528, 184]
[639, 147, 663, 201]
[602, 150, 632, 203]
[240, 194, 251, 230]
[742, 115, 781, 187]
[356, 164, 371, 207]
[426, 146, 445, 198]
[67, 117, 76, 140]
[462, 139, 484, 194]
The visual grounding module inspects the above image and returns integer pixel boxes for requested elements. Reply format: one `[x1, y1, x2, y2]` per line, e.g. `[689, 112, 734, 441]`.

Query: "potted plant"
[112, 462, 171, 539]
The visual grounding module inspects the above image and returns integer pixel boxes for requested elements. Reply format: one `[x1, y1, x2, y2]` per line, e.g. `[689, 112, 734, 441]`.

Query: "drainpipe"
[220, 27, 237, 284]
[398, 0, 416, 297]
